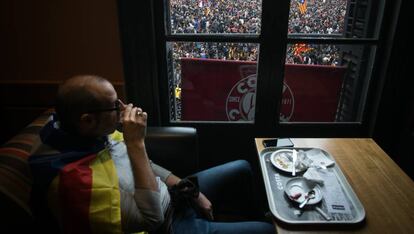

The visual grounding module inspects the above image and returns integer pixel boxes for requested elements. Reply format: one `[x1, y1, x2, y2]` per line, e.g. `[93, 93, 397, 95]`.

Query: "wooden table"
[255, 138, 414, 234]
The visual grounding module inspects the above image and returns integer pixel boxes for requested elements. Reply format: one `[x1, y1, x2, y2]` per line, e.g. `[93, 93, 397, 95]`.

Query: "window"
[118, 0, 400, 136]
[161, 0, 385, 125]
[282, 0, 383, 123]
[166, 0, 262, 122]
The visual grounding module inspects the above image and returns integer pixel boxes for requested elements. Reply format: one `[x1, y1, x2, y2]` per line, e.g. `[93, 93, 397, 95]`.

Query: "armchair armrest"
[145, 127, 199, 178]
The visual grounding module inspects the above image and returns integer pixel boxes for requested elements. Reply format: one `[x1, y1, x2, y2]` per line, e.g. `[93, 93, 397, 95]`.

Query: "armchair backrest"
[0, 110, 52, 231]
[146, 126, 199, 177]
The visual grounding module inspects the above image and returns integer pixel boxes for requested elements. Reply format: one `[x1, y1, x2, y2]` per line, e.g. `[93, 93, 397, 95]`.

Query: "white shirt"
[108, 138, 171, 233]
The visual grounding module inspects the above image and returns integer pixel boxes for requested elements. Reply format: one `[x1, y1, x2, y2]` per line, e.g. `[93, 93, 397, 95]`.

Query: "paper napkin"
[306, 148, 335, 168]
[303, 167, 325, 185]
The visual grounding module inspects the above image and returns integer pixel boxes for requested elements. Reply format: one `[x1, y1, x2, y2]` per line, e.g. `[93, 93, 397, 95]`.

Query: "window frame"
[117, 0, 402, 138]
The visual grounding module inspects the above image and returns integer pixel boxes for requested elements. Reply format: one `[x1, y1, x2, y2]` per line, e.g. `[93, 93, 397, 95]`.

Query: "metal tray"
[259, 147, 365, 225]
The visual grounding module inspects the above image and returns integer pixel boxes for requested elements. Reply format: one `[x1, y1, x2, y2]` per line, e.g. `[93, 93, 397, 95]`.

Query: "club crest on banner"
[226, 75, 294, 121]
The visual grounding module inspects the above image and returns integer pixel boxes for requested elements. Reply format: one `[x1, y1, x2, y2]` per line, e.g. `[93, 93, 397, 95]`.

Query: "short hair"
[55, 75, 110, 133]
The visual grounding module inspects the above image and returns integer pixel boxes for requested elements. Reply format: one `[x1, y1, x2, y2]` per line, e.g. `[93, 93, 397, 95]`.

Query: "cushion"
[0, 110, 53, 228]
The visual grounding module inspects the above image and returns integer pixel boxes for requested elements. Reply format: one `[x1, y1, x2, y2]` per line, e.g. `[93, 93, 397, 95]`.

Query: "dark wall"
[373, 0, 412, 179]
[0, 0, 125, 144]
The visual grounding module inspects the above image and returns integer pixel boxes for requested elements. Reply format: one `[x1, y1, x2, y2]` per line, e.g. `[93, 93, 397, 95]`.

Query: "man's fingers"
[122, 104, 133, 119]
[202, 208, 213, 221]
[125, 106, 147, 123]
[207, 209, 214, 221]
[130, 107, 138, 118]
[136, 108, 143, 116]
[118, 100, 127, 110]
[119, 102, 145, 119]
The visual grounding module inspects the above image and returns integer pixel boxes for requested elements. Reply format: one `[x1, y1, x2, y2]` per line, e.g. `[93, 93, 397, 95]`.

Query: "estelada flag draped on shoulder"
[48, 145, 123, 233]
[29, 117, 146, 234]
[298, 0, 307, 14]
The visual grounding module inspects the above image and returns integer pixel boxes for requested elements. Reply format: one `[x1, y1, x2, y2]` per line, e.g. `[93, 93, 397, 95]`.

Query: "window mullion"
[254, 0, 291, 135]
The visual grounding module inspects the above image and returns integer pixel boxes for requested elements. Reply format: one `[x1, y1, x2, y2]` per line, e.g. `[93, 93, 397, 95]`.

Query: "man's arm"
[120, 103, 163, 230]
[122, 103, 158, 191]
[165, 173, 181, 187]
[126, 141, 158, 191]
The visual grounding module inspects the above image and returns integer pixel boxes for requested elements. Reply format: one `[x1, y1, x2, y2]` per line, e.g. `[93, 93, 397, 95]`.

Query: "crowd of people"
[289, 0, 347, 34]
[170, 0, 347, 36]
[170, 0, 347, 65]
[170, 0, 261, 34]
[285, 44, 341, 66]
[169, 0, 348, 118]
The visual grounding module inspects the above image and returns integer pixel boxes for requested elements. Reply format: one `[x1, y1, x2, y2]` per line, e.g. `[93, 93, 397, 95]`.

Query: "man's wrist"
[166, 174, 181, 187]
[126, 140, 146, 151]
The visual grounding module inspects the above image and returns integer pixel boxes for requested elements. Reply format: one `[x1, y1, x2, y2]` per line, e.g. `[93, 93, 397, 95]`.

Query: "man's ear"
[79, 113, 96, 129]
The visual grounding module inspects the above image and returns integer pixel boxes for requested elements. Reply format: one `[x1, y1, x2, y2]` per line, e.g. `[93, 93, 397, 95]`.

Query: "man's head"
[56, 75, 120, 137]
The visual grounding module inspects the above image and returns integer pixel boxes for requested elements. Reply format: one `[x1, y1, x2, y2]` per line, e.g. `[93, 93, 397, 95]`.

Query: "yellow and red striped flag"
[31, 130, 146, 234]
[298, 0, 307, 14]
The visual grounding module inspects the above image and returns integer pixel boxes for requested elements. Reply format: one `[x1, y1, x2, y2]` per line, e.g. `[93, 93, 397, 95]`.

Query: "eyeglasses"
[86, 99, 121, 114]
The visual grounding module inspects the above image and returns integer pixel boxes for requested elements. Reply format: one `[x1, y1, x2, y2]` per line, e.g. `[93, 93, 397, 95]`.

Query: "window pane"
[288, 0, 384, 38]
[288, 0, 347, 35]
[281, 43, 374, 122]
[169, 0, 262, 34]
[167, 42, 259, 122]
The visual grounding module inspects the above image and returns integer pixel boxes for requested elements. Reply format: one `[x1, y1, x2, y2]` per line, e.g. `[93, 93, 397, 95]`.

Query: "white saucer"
[284, 177, 323, 205]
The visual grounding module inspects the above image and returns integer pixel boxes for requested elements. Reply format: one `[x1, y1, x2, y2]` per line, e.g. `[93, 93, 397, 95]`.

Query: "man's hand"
[193, 192, 214, 220]
[119, 101, 147, 144]
[166, 175, 214, 220]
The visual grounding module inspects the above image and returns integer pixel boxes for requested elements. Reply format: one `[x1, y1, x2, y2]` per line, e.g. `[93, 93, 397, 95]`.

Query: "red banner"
[180, 58, 346, 122]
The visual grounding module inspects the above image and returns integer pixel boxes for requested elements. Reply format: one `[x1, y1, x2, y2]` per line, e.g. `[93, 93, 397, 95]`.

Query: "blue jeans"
[172, 160, 275, 234]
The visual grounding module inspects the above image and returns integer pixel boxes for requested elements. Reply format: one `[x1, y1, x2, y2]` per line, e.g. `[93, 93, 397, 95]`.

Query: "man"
[29, 75, 274, 234]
